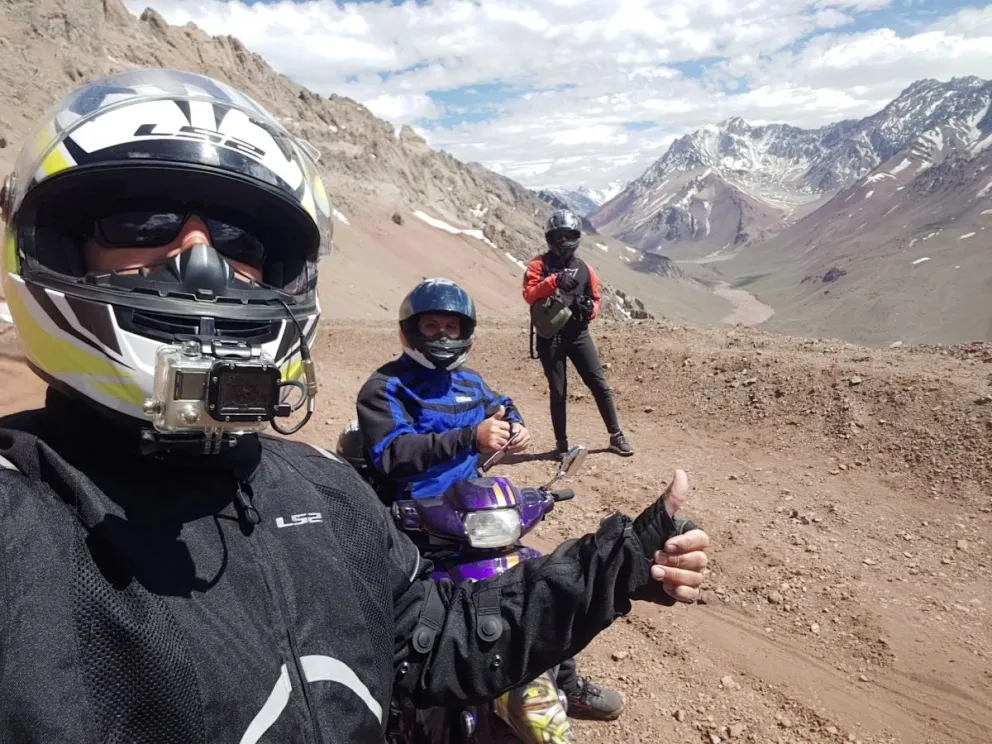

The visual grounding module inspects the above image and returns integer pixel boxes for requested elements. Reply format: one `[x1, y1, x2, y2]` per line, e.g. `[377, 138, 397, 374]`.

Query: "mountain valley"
[0, 3, 990, 744]
[582, 77, 992, 345]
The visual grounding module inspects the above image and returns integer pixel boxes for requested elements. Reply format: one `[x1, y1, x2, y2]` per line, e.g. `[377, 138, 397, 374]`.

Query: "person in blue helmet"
[356, 277, 626, 722]
[355, 277, 531, 504]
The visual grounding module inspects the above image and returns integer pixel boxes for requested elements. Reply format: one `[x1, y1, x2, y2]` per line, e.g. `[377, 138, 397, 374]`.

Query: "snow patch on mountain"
[414, 210, 496, 247]
[890, 158, 913, 175]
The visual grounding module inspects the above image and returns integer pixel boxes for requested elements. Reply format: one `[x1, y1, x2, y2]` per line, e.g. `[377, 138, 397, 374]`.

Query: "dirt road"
[314, 320, 992, 744]
[713, 282, 776, 326]
[1, 319, 989, 744]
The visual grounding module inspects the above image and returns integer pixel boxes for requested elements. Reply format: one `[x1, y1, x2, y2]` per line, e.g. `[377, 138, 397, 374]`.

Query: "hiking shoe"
[562, 676, 624, 721]
[556, 439, 569, 460]
[609, 431, 634, 457]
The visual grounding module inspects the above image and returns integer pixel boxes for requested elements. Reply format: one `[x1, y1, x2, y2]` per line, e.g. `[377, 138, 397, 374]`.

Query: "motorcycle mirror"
[560, 445, 587, 478]
[543, 444, 586, 489]
[480, 447, 505, 473]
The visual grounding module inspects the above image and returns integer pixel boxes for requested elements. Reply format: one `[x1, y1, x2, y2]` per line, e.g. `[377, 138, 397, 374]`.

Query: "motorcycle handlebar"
[550, 488, 575, 502]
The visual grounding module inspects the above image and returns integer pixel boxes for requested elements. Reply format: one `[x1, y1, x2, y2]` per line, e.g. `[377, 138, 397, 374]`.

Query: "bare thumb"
[494, 405, 506, 420]
[662, 469, 689, 518]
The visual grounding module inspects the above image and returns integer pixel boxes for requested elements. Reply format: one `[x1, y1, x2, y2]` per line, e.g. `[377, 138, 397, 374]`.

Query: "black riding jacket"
[0, 390, 667, 743]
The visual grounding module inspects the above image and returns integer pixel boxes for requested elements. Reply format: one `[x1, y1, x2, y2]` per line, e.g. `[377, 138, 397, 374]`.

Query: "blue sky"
[128, 0, 992, 189]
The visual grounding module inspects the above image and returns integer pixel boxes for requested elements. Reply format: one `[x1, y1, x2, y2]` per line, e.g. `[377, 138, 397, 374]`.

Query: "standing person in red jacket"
[523, 209, 634, 458]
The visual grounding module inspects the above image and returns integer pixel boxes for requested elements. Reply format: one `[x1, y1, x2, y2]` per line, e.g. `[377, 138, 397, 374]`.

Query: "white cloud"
[551, 126, 628, 146]
[362, 93, 440, 123]
[129, 0, 992, 190]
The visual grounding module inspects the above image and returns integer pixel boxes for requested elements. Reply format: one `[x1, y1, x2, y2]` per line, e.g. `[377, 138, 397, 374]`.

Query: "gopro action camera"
[143, 340, 292, 437]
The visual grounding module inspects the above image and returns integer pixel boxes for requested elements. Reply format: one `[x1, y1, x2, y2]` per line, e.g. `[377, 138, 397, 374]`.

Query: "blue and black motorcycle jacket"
[356, 354, 524, 501]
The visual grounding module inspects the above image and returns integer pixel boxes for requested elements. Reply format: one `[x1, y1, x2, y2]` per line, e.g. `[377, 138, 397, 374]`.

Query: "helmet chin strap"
[550, 245, 577, 262]
[402, 345, 436, 369]
[402, 345, 468, 371]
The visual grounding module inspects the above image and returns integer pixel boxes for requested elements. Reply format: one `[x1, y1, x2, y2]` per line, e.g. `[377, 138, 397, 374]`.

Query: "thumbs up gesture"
[476, 405, 513, 453]
[631, 469, 710, 605]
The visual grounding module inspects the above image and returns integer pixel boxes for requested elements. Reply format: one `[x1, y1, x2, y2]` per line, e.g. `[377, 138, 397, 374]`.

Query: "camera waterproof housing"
[143, 339, 292, 437]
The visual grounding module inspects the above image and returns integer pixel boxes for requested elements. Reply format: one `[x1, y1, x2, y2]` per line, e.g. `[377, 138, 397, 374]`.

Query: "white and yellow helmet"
[0, 69, 332, 425]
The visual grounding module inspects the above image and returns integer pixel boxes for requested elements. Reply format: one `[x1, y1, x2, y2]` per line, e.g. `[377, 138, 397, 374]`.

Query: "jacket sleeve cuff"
[460, 425, 478, 453]
[602, 512, 655, 601]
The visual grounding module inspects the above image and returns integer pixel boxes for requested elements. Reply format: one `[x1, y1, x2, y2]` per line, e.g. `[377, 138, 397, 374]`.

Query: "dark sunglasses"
[549, 229, 580, 244]
[93, 209, 267, 269]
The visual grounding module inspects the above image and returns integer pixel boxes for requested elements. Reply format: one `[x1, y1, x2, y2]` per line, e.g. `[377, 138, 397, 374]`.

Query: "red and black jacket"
[522, 252, 601, 322]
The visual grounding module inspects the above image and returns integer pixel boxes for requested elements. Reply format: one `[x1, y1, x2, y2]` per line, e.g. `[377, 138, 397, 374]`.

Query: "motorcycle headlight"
[462, 508, 522, 549]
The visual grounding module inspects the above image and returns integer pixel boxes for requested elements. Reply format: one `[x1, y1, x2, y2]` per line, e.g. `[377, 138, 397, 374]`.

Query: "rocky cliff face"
[0, 0, 649, 320]
[0, 2, 539, 257]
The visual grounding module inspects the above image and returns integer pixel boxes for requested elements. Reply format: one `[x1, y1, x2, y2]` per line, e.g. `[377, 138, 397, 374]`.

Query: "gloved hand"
[573, 294, 594, 321]
[555, 271, 578, 292]
[630, 469, 709, 605]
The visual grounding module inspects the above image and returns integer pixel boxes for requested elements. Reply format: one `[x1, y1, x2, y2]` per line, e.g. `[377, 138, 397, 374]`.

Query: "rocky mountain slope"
[592, 166, 791, 258]
[630, 252, 689, 281]
[0, 0, 684, 322]
[0, 0, 529, 247]
[582, 180, 628, 207]
[591, 77, 992, 259]
[722, 141, 992, 346]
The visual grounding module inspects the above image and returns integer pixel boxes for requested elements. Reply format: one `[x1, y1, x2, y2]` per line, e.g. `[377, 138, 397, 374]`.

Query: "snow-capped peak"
[589, 75, 992, 257]
[578, 180, 628, 206]
[621, 76, 992, 209]
[535, 180, 629, 215]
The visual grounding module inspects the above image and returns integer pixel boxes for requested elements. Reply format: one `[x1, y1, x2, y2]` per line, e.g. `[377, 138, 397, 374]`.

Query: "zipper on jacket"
[238, 480, 323, 742]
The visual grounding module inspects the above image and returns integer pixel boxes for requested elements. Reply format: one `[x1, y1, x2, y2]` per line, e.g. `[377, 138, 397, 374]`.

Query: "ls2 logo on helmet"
[133, 123, 267, 160]
[275, 512, 323, 529]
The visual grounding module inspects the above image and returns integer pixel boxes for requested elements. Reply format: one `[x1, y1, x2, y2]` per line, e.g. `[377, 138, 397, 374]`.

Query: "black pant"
[536, 321, 621, 444]
[556, 656, 578, 691]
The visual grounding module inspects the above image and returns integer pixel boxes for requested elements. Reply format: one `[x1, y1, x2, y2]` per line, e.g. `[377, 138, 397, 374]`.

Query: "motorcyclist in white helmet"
[0, 69, 710, 742]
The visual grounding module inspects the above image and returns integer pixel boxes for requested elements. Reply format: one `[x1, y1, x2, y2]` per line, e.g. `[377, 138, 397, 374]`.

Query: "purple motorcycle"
[336, 422, 584, 743]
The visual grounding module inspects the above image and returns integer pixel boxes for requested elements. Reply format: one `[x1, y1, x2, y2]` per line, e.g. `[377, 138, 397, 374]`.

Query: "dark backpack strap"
[529, 253, 548, 360]
[538, 253, 551, 279]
